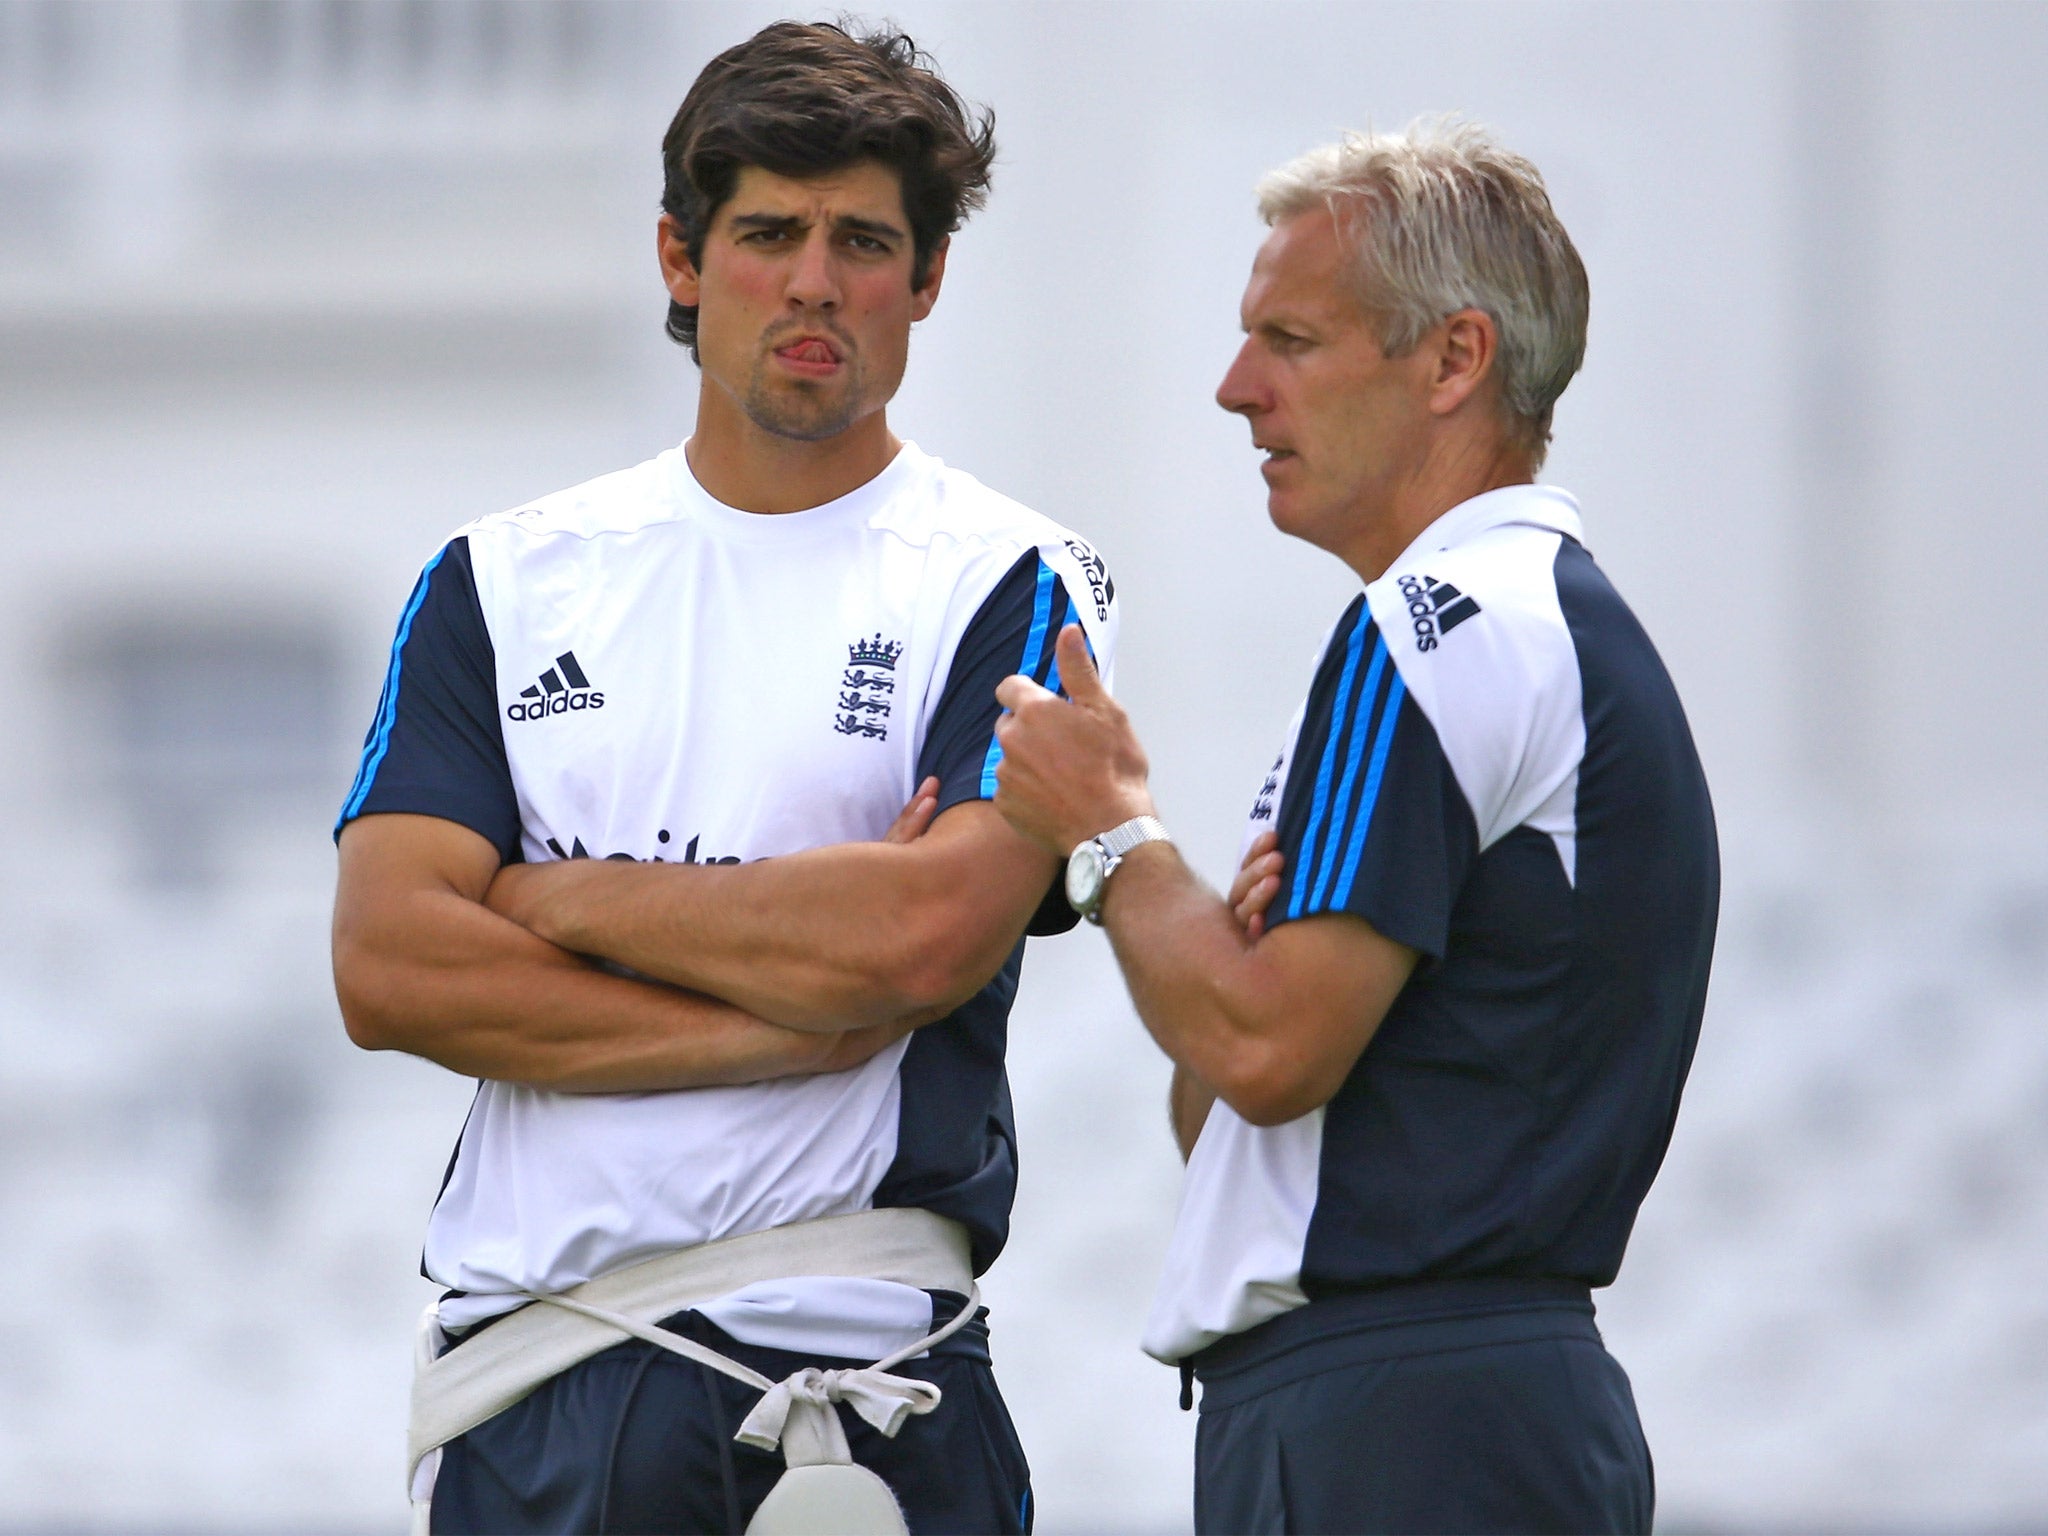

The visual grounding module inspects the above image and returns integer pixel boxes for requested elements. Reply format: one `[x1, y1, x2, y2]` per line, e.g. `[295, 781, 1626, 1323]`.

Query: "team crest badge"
[835, 634, 903, 740]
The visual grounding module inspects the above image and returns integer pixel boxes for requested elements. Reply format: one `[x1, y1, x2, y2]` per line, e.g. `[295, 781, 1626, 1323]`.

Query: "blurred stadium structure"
[1, 2, 2043, 1530]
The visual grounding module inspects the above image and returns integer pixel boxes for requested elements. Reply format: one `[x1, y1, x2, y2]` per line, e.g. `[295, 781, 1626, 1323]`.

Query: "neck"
[685, 387, 901, 514]
[1339, 430, 1536, 584]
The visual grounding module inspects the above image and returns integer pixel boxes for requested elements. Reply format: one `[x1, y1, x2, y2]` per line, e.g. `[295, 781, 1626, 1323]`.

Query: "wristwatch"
[1065, 815, 1173, 925]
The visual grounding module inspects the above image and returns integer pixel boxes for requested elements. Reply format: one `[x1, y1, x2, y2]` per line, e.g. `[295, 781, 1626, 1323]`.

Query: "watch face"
[1066, 841, 1106, 913]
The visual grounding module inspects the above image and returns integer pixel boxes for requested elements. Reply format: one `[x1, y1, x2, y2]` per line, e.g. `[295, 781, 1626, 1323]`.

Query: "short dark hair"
[660, 20, 997, 358]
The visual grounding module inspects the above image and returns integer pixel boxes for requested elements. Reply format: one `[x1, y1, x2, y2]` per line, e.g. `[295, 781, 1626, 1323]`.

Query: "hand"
[484, 858, 558, 935]
[686, 1006, 923, 1088]
[805, 1015, 923, 1075]
[992, 624, 1155, 854]
[883, 777, 941, 844]
[1228, 830, 1285, 941]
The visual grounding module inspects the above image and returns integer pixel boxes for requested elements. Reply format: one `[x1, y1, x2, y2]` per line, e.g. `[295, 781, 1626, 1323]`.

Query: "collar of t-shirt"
[666, 437, 934, 543]
[1387, 482, 1584, 571]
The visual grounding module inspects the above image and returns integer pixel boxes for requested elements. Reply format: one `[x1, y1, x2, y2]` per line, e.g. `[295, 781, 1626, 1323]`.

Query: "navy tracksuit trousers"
[431, 1296, 1031, 1536]
[1190, 1279, 1653, 1535]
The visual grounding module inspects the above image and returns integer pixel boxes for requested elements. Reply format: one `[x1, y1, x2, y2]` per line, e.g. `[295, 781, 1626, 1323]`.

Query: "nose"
[1215, 337, 1264, 417]
[785, 230, 841, 311]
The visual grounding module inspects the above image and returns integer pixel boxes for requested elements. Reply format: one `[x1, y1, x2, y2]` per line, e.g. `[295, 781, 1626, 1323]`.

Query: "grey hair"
[1255, 116, 1588, 466]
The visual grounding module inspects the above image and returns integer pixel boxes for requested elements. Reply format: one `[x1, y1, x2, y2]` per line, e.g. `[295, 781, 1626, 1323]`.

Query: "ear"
[1426, 307, 1499, 418]
[911, 236, 949, 322]
[657, 214, 701, 308]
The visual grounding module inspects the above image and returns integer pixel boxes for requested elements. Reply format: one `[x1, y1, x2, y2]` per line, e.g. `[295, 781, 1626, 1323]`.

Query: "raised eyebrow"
[727, 212, 806, 235]
[835, 214, 907, 242]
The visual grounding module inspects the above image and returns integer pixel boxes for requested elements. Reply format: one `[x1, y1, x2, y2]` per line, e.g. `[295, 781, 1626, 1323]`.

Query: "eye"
[844, 232, 890, 254]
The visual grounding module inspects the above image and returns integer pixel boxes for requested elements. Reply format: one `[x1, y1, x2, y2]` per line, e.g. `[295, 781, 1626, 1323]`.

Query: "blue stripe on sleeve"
[1020, 560, 1057, 677]
[980, 558, 1058, 796]
[1287, 608, 1369, 921]
[977, 728, 1003, 799]
[338, 544, 449, 828]
[1331, 671, 1407, 909]
[1308, 636, 1390, 912]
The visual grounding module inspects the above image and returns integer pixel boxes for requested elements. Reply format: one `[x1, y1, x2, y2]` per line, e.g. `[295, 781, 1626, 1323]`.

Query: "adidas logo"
[1396, 572, 1481, 653]
[506, 650, 606, 722]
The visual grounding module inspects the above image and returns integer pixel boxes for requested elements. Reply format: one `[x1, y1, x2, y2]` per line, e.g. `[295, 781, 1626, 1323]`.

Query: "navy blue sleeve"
[918, 547, 1091, 937]
[1269, 597, 1476, 959]
[334, 537, 522, 862]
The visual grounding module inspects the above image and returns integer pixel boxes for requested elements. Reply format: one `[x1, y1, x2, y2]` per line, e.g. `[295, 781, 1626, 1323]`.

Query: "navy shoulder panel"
[920, 547, 1088, 937]
[336, 537, 521, 862]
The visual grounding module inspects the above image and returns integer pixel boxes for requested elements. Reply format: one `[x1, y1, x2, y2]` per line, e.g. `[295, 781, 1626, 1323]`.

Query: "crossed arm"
[333, 779, 1059, 1092]
[481, 793, 1054, 1032]
[991, 625, 1419, 1154]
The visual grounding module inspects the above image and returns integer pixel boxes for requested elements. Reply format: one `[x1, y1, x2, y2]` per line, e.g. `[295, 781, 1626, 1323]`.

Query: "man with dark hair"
[332, 21, 1108, 1534]
[658, 21, 997, 362]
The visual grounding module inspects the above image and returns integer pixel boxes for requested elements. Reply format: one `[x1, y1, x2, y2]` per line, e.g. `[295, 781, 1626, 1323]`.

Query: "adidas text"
[508, 650, 603, 722]
[1396, 573, 1482, 652]
[507, 691, 605, 722]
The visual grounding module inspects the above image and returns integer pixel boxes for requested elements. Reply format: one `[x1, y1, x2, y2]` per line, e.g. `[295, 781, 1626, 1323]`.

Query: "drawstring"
[1179, 1361, 1195, 1412]
[532, 1284, 980, 1464]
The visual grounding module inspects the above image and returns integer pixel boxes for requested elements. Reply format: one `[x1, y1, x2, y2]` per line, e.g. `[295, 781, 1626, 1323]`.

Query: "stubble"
[738, 354, 869, 443]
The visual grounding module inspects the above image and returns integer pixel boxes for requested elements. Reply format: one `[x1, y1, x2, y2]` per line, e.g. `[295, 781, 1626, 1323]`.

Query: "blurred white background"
[2, 1, 2045, 1530]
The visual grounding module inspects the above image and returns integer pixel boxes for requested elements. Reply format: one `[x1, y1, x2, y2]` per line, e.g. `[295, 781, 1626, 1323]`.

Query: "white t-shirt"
[339, 441, 1117, 1353]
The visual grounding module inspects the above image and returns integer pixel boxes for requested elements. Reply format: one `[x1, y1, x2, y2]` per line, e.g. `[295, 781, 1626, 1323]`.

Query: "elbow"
[332, 944, 407, 1054]
[1227, 1081, 1332, 1128]
[798, 875, 1019, 1028]
[337, 989, 395, 1053]
[849, 923, 1001, 1024]
[1187, 963, 1374, 1127]
[332, 907, 396, 1051]
[335, 987, 395, 1056]
[1207, 1040, 1339, 1128]
[892, 918, 1009, 1017]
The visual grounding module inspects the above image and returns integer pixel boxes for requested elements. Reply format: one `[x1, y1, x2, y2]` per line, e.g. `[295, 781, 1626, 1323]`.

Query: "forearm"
[1105, 842, 1416, 1124]
[988, 625, 1409, 1125]
[334, 883, 851, 1092]
[497, 822, 1046, 1032]
[1098, 842, 1300, 1114]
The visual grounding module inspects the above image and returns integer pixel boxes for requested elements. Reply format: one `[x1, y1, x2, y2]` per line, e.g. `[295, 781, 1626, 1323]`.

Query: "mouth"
[770, 334, 845, 375]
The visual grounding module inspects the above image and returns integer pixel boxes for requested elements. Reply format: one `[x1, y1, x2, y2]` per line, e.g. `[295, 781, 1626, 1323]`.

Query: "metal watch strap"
[1097, 815, 1173, 859]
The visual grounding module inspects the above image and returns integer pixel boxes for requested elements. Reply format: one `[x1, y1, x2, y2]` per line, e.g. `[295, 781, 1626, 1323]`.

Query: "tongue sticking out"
[779, 340, 837, 365]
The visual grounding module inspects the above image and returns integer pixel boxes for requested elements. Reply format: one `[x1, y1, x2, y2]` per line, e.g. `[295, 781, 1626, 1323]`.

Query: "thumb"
[1052, 623, 1107, 704]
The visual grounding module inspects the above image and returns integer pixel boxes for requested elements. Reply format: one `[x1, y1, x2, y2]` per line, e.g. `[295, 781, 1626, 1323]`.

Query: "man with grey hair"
[990, 118, 1717, 1532]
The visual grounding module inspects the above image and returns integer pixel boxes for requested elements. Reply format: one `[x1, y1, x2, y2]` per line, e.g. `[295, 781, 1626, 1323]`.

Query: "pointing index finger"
[1052, 624, 1106, 704]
